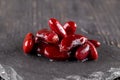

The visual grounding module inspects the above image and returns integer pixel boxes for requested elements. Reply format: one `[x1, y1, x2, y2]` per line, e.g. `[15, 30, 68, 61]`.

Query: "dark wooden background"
[0, 0, 120, 80]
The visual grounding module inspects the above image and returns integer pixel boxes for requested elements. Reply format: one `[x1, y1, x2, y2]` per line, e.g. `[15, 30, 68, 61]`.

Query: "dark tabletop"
[0, 0, 120, 80]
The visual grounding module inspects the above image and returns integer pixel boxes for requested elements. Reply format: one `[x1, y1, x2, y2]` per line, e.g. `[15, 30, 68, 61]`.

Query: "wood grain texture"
[0, 0, 120, 80]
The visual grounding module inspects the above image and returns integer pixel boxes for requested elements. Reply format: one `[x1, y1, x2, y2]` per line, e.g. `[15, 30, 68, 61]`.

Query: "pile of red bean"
[23, 18, 100, 61]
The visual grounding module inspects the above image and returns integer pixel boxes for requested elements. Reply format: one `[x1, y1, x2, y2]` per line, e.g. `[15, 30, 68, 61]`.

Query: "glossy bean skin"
[60, 34, 87, 52]
[75, 43, 90, 61]
[36, 29, 59, 44]
[87, 41, 98, 60]
[45, 32, 59, 43]
[89, 40, 101, 48]
[23, 33, 35, 54]
[63, 21, 77, 35]
[48, 18, 67, 38]
[44, 46, 70, 61]
[35, 29, 49, 43]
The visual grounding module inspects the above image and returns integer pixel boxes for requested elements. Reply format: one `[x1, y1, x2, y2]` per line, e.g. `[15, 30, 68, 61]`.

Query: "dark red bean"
[23, 33, 35, 54]
[63, 21, 77, 35]
[36, 29, 59, 44]
[35, 29, 49, 43]
[89, 40, 101, 48]
[60, 34, 87, 52]
[87, 41, 98, 60]
[44, 46, 70, 61]
[22, 18, 100, 62]
[75, 43, 90, 61]
[45, 32, 59, 43]
[36, 42, 49, 55]
[48, 18, 67, 38]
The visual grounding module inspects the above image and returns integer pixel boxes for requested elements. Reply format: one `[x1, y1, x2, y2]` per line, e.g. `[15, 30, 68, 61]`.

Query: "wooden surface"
[0, 0, 120, 80]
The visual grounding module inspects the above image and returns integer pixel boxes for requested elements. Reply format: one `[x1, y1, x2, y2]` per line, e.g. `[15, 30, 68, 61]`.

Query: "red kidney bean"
[36, 42, 49, 55]
[48, 18, 67, 38]
[89, 40, 101, 48]
[23, 33, 35, 54]
[23, 18, 100, 62]
[87, 41, 98, 60]
[35, 29, 49, 43]
[75, 43, 90, 61]
[60, 34, 87, 52]
[45, 32, 59, 43]
[36, 29, 59, 44]
[44, 46, 70, 61]
[63, 21, 77, 35]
